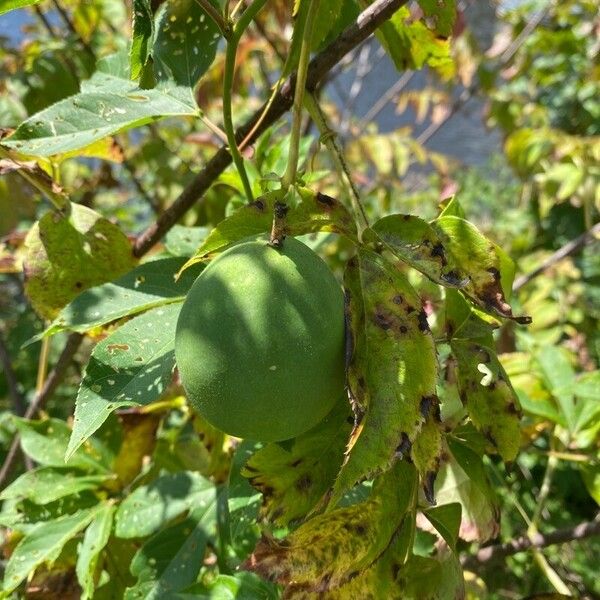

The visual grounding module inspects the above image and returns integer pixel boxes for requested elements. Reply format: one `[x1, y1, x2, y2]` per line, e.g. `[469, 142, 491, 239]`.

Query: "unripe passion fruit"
[175, 236, 345, 441]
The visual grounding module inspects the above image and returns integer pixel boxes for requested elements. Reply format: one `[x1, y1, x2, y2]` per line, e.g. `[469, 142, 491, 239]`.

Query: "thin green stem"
[193, 0, 231, 39]
[281, 0, 320, 190]
[304, 93, 370, 234]
[222, 0, 268, 202]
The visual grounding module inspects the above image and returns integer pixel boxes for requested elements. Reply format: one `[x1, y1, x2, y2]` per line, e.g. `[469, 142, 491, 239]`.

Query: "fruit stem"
[281, 0, 320, 191]
[304, 93, 370, 234]
[222, 0, 269, 203]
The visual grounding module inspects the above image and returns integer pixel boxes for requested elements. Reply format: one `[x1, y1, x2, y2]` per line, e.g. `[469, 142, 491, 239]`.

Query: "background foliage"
[0, 0, 599, 598]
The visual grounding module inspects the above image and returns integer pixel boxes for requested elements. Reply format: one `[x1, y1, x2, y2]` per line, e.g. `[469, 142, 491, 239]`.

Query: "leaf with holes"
[432, 215, 530, 323]
[124, 492, 218, 599]
[243, 399, 352, 527]
[76, 502, 115, 600]
[66, 303, 180, 460]
[23, 203, 135, 319]
[0, 467, 107, 505]
[435, 437, 500, 543]
[114, 471, 214, 538]
[2, 506, 102, 594]
[329, 249, 437, 506]
[244, 461, 417, 595]
[40, 258, 202, 339]
[370, 214, 468, 288]
[179, 187, 356, 273]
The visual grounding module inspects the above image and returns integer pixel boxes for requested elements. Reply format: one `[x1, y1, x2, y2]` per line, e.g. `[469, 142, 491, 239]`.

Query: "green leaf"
[330, 249, 438, 506]
[411, 415, 444, 503]
[0, 0, 40, 15]
[243, 399, 352, 526]
[42, 258, 202, 338]
[370, 5, 455, 79]
[66, 303, 180, 460]
[2, 506, 101, 594]
[245, 461, 417, 594]
[0, 467, 107, 504]
[180, 188, 357, 273]
[130, 0, 154, 81]
[370, 214, 468, 288]
[435, 437, 499, 543]
[417, 0, 456, 38]
[14, 418, 109, 473]
[114, 471, 214, 538]
[180, 573, 279, 599]
[23, 203, 135, 319]
[432, 215, 530, 323]
[451, 338, 521, 461]
[421, 503, 461, 550]
[76, 502, 115, 600]
[2, 67, 199, 157]
[124, 493, 218, 600]
[152, 0, 221, 88]
[164, 225, 209, 257]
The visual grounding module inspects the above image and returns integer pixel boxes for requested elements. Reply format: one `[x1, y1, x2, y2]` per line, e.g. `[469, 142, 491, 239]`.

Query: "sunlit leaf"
[243, 399, 352, 526]
[0, 0, 41, 15]
[66, 303, 180, 460]
[76, 502, 115, 600]
[115, 471, 215, 538]
[244, 461, 417, 594]
[330, 249, 437, 506]
[23, 203, 135, 319]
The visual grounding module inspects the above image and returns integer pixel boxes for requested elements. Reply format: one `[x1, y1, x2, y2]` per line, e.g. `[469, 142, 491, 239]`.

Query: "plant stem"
[304, 93, 370, 233]
[281, 0, 320, 190]
[193, 0, 232, 39]
[222, 0, 268, 202]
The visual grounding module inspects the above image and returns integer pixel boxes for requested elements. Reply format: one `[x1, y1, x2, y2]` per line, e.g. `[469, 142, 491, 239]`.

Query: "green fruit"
[175, 236, 345, 441]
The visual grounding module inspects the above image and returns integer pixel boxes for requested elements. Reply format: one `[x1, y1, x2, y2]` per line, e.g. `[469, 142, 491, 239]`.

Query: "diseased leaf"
[435, 437, 500, 543]
[114, 471, 214, 538]
[179, 187, 357, 273]
[3, 507, 101, 594]
[421, 503, 461, 550]
[245, 461, 417, 595]
[66, 303, 180, 460]
[0, 467, 107, 505]
[152, 0, 221, 88]
[330, 249, 437, 506]
[417, 0, 456, 38]
[41, 258, 202, 338]
[432, 216, 530, 323]
[451, 338, 521, 461]
[124, 493, 218, 599]
[370, 214, 468, 288]
[243, 399, 352, 526]
[411, 413, 444, 504]
[130, 0, 154, 81]
[76, 502, 115, 600]
[23, 203, 135, 319]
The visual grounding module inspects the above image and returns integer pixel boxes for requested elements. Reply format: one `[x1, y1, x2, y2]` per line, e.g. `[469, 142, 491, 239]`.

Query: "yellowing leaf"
[329, 249, 438, 506]
[244, 461, 417, 595]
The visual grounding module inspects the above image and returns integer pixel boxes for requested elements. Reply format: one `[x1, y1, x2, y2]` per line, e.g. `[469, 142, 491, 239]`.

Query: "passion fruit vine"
[175, 236, 345, 441]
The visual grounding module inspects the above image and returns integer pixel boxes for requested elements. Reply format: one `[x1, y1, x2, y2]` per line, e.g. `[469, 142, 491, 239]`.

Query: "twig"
[193, 0, 231, 39]
[461, 515, 600, 569]
[513, 221, 600, 292]
[133, 0, 411, 256]
[0, 333, 83, 489]
[0, 331, 26, 417]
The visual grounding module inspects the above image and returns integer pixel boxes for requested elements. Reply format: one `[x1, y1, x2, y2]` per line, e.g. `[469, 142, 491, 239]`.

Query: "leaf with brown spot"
[432, 215, 530, 323]
[412, 414, 444, 504]
[242, 399, 352, 526]
[23, 203, 135, 319]
[244, 461, 417, 595]
[435, 436, 500, 543]
[370, 214, 468, 288]
[451, 338, 521, 462]
[329, 249, 437, 506]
